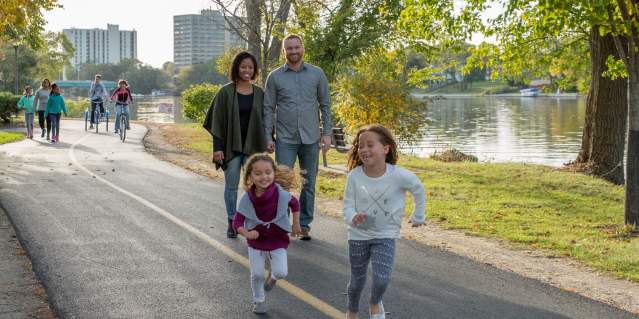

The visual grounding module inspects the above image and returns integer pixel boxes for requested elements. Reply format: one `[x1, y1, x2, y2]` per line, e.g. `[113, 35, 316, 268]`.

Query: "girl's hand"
[292, 224, 302, 237]
[213, 151, 224, 164]
[351, 213, 367, 226]
[246, 230, 259, 240]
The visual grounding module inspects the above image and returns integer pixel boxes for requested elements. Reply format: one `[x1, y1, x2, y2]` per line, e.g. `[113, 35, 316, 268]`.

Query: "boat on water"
[519, 87, 541, 96]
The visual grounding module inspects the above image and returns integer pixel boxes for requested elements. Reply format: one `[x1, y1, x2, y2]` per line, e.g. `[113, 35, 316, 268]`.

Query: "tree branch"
[607, 4, 634, 74]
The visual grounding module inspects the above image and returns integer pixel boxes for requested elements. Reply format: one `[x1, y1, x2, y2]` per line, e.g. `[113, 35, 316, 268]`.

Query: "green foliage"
[175, 59, 226, 93]
[181, 83, 220, 123]
[294, 0, 404, 81]
[603, 55, 629, 80]
[0, 92, 20, 122]
[334, 48, 428, 144]
[1, 1, 61, 51]
[0, 31, 74, 93]
[0, 131, 24, 144]
[215, 47, 246, 78]
[64, 97, 90, 118]
[75, 59, 171, 94]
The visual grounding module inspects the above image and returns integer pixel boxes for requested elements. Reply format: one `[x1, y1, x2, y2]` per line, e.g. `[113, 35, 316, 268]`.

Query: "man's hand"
[267, 140, 275, 153]
[351, 213, 368, 227]
[320, 135, 332, 153]
[213, 151, 224, 164]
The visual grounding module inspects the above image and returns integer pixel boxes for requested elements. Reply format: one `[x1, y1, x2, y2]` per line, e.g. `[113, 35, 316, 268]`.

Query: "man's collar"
[284, 61, 306, 72]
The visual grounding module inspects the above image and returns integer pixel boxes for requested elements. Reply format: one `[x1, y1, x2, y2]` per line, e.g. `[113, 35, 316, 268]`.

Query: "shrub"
[334, 48, 428, 144]
[64, 97, 90, 118]
[181, 83, 221, 123]
[0, 92, 20, 123]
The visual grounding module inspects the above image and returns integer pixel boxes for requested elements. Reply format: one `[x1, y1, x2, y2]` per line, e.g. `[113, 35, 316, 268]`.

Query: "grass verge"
[0, 130, 25, 144]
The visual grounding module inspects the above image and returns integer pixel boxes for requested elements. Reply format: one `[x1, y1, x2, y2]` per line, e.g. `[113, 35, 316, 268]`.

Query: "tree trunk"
[575, 27, 627, 185]
[266, 0, 292, 69]
[246, 0, 262, 71]
[14, 45, 19, 95]
[627, 75, 639, 226]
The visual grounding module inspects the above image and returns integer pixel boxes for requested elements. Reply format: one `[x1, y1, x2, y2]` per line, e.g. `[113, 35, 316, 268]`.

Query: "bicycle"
[114, 102, 130, 142]
[84, 99, 109, 133]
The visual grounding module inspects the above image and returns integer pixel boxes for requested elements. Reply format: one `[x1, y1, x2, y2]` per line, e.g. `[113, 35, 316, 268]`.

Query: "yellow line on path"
[68, 133, 344, 319]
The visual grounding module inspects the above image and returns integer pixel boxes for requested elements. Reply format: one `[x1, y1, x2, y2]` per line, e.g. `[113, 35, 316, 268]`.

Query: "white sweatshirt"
[342, 164, 426, 240]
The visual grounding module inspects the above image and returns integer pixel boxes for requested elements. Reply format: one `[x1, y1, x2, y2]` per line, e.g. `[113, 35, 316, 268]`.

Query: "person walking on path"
[110, 79, 133, 134]
[33, 79, 51, 139]
[342, 124, 426, 319]
[17, 86, 35, 139]
[203, 51, 267, 238]
[263, 34, 333, 241]
[89, 74, 108, 129]
[232, 154, 302, 314]
[44, 83, 68, 144]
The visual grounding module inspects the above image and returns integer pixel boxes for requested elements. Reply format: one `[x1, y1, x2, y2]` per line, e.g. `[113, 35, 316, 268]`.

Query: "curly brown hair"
[242, 153, 300, 191]
[346, 124, 399, 171]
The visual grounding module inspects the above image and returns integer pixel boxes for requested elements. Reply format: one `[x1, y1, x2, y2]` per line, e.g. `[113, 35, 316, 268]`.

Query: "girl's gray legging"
[347, 238, 396, 313]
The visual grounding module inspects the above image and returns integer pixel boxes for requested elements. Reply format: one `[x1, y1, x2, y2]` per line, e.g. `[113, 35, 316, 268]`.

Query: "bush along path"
[142, 122, 639, 315]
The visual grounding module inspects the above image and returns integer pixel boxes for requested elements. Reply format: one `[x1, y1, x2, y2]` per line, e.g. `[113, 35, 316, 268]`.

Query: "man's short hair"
[282, 34, 303, 47]
[95, 74, 102, 79]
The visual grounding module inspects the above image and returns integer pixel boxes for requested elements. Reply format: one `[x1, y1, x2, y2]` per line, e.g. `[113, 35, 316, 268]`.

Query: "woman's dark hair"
[346, 124, 399, 171]
[50, 83, 60, 95]
[229, 51, 259, 83]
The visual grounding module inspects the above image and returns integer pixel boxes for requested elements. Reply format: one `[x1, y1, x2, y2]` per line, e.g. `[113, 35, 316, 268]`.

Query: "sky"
[44, 1, 501, 68]
[44, 0, 215, 68]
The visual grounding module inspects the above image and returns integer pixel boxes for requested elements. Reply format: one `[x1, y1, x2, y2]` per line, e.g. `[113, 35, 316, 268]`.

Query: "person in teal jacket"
[44, 83, 68, 143]
[17, 86, 36, 139]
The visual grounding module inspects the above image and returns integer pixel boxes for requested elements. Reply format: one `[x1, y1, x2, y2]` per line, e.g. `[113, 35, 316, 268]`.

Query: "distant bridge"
[53, 80, 117, 90]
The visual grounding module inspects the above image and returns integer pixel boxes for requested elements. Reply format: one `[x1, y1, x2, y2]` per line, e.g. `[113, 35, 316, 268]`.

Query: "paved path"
[0, 120, 637, 319]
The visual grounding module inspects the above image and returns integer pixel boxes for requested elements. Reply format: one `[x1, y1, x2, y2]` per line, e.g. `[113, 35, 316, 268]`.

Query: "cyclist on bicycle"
[89, 74, 108, 129]
[110, 79, 132, 134]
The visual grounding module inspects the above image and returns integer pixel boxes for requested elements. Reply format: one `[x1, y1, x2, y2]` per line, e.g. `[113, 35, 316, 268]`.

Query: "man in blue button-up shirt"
[263, 34, 333, 240]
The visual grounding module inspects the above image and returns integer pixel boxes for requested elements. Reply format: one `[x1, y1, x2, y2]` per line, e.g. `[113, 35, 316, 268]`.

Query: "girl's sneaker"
[370, 301, 385, 319]
[252, 302, 266, 314]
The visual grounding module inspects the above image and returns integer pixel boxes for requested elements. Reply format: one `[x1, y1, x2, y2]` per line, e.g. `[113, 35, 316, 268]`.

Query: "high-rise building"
[173, 9, 245, 68]
[63, 24, 137, 69]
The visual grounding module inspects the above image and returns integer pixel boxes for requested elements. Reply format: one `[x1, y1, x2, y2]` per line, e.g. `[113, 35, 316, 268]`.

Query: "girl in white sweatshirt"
[342, 124, 426, 319]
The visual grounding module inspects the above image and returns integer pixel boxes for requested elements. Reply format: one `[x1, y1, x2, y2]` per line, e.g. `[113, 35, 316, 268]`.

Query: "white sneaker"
[370, 301, 385, 319]
[252, 301, 266, 314]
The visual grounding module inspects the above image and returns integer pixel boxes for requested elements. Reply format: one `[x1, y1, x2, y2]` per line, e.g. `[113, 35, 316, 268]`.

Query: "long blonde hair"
[242, 153, 299, 191]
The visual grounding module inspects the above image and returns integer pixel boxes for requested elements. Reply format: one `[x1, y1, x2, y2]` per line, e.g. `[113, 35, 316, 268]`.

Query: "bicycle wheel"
[120, 115, 126, 142]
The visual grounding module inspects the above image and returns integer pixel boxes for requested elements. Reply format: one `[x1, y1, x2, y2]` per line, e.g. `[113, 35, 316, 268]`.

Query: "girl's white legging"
[248, 247, 288, 302]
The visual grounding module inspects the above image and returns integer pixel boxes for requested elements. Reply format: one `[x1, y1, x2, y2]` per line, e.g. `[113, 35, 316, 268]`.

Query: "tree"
[0, 0, 60, 51]
[293, 0, 404, 82]
[212, 0, 292, 84]
[174, 58, 227, 93]
[334, 48, 428, 143]
[398, 0, 639, 226]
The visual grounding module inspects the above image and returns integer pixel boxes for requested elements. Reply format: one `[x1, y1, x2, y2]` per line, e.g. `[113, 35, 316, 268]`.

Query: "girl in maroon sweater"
[233, 153, 302, 314]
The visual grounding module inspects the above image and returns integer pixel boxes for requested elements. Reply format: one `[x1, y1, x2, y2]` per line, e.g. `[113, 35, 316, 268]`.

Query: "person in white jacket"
[342, 124, 426, 319]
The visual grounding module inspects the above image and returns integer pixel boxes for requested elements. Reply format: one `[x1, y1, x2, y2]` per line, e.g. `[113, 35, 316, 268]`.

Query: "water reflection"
[117, 96, 189, 124]
[405, 96, 586, 166]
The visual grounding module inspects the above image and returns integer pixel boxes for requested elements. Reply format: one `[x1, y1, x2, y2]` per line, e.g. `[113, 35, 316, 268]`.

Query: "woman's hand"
[245, 230, 260, 240]
[351, 213, 368, 226]
[213, 151, 224, 164]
